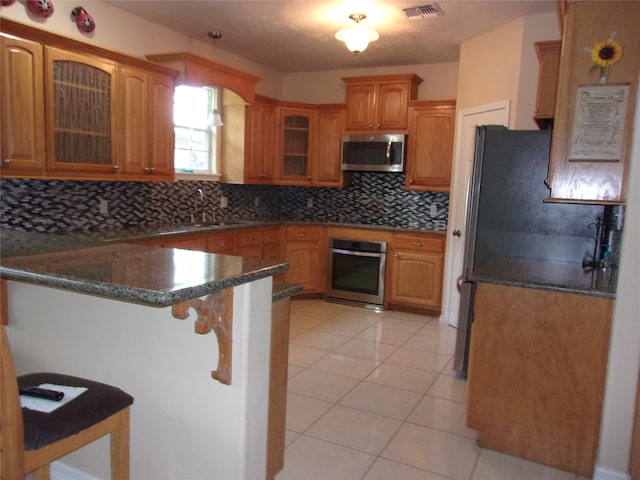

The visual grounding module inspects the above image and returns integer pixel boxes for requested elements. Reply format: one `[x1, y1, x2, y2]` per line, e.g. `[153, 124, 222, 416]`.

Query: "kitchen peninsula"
[0, 229, 298, 479]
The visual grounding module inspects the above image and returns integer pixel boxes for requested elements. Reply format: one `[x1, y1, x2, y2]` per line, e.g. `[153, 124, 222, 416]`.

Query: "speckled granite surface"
[471, 256, 616, 298]
[0, 230, 289, 306]
[76, 220, 446, 243]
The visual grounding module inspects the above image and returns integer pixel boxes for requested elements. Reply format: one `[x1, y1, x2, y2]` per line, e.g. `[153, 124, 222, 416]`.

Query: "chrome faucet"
[191, 188, 205, 223]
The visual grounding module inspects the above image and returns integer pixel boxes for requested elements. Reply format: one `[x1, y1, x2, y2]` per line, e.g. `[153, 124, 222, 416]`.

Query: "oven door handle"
[331, 248, 385, 258]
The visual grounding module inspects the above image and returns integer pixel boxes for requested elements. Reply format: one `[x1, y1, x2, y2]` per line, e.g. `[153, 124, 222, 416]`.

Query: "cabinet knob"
[452, 230, 462, 237]
[409, 178, 414, 184]
[333, 176, 338, 181]
[411, 242, 423, 247]
[2, 158, 10, 165]
[298, 233, 308, 238]
[144, 167, 155, 174]
[308, 176, 312, 181]
[376, 123, 381, 128]
[113, 165, 120, 171]
[368, 124, 374, 129]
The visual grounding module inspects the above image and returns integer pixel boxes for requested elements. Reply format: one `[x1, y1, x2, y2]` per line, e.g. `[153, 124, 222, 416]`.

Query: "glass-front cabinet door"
[278, 108, 315, 184]
[45, 47, 118, 175]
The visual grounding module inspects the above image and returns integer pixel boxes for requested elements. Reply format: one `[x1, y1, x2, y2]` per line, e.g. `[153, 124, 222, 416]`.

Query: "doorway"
[441, 101, 510, 327]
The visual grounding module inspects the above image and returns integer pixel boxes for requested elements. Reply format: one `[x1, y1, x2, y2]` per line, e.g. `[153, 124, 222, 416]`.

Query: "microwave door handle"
[386, 140, 392, 164]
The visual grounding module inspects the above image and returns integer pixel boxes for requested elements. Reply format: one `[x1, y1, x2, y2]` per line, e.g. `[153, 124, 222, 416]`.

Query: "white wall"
[456, 13, 559, 129]
[6, 278, 273, 479]
[0, 0, 284, 98]
[595, 85, 640, 479]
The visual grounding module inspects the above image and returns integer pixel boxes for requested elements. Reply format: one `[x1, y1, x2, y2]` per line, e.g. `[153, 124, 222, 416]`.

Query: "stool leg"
[32, 465, 51, 480]
[110, 408, 130, 480]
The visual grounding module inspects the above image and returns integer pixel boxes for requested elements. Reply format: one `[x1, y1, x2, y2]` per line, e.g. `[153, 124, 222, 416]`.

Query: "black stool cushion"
[18, 372, 134, 450]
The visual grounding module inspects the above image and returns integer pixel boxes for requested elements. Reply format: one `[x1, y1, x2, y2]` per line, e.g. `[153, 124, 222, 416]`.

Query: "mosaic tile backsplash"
[0, 172, 448, 233]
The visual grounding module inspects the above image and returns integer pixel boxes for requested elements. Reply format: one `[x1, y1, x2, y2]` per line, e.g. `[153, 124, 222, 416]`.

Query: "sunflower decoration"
[589, 37, 623, 83]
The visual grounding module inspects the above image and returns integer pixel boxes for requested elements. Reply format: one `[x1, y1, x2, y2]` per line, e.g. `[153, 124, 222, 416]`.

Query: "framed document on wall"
[569, 83, 629, 162]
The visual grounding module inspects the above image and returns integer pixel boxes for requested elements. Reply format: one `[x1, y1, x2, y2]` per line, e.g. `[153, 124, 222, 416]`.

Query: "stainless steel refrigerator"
[452, 126, 603, 374]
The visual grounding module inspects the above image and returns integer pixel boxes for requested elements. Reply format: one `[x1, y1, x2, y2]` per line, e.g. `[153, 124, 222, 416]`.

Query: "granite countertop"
[0, 230, 290, 307]
[471, 256, 616, 298]
[76, 220, 447, 243]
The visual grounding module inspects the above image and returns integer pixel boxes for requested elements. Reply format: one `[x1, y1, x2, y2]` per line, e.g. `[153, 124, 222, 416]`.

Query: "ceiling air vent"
[403, 3, 444, 19]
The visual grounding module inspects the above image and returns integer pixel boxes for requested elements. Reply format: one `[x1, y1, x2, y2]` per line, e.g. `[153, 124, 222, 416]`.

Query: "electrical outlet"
[307, 198, 314, 208]
[220, 196, 229, 208]
[254, 197, 260, 207]
[430, 204, 438, 216]
[99, 198, 109, 215]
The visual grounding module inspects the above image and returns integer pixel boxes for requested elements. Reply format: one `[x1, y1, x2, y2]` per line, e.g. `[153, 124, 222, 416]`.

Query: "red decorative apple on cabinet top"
[71, 6, 95, 33]
[27, 0, 54, 17]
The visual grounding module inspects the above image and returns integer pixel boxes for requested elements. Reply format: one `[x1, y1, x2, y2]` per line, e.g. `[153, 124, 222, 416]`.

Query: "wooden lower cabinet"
[283, 226, 325, 294]
[236, 230, 263, 258]
[466, 283, 613, 477]
[205, 233, 237, 254]
[387, 234, 445, 315]
[158, 235, 206, 251]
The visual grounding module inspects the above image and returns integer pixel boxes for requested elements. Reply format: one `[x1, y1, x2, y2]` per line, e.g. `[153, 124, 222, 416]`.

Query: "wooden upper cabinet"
[118, 65, 174, 180]
[342, 74, 422, 131]
[0, 36, 45, 176]
[547, 1, 639, 203]
[533, 40, 561, 130]
[405, 100, 456, 192]
[314, 105, 346, 187]
[0, 19, 178, 182]
[244, 97, 278, 184]
[45, 47, 119, 176]
[277, 107, 315, 184]
[147, 72, 175, 178]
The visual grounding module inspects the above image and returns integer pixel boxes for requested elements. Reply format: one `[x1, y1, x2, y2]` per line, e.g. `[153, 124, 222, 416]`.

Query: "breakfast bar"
[0, 229, 297, 479]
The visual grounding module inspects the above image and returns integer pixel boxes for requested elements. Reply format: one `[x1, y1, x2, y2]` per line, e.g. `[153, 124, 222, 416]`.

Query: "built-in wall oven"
[326, 238, 386, 309]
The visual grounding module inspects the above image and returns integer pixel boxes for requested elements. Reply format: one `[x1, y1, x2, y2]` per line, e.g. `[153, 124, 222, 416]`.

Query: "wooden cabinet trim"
[145, 52, 259, 104]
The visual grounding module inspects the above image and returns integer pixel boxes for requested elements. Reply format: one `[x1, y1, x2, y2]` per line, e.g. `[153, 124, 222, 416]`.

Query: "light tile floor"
[275, 299, 590, 480]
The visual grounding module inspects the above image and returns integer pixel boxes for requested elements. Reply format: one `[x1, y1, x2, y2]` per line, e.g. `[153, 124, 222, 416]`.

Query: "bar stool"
[1, 325, 134, 480]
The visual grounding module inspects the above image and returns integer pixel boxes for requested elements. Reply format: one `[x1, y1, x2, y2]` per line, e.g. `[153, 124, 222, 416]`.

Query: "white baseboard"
[51, 461, 102, 480]
[593, 466, 631, 480]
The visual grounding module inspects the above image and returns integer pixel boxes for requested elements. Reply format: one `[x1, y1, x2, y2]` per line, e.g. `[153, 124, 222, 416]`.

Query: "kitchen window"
[173, 85, 222, 180]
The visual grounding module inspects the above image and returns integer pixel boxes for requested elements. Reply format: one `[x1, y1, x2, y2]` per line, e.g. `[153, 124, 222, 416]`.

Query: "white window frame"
[173, 85, 222, 181]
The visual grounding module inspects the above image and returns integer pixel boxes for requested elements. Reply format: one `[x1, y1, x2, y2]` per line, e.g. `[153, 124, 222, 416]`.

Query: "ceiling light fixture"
[335, 13, 379, 54]
[207, 31, 224, 128]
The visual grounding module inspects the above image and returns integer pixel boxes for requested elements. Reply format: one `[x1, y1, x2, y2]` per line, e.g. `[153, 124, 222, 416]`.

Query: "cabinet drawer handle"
[411, 242, 423, 247]
[297, 233, 308, 238]
[144, 167, 155, 174]
[2, 158, 10, 165]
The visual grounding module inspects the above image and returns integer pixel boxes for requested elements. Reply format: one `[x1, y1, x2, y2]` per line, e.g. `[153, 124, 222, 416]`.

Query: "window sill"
[175, 172, 222, 182]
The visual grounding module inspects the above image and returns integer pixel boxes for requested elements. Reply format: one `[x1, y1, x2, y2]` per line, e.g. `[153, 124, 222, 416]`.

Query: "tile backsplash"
[0, 172, 448, 233]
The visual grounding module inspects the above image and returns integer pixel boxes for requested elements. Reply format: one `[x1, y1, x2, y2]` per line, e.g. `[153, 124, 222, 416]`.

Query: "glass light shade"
[208, 109, 224, 127]
[335, 27, 379, 53]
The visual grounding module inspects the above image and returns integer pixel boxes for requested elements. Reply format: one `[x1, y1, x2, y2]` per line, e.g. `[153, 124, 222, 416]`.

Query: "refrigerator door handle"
[456, 275, 464, 293]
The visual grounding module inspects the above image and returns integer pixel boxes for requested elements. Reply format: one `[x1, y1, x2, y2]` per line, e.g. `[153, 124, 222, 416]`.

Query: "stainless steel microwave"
[341, 133, 406, 172]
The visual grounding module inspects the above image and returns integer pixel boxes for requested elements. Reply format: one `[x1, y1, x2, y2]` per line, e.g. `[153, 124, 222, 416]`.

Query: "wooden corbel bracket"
[172, 288, 233, 385]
